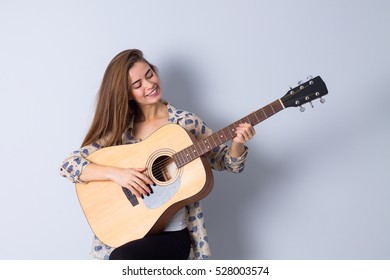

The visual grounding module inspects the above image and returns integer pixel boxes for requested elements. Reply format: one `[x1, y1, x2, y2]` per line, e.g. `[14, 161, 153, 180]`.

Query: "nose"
[143, 78, 155, 89]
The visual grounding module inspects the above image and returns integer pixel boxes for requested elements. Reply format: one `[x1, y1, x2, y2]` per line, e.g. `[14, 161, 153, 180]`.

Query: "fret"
[192, 144, 200, 156]
[244, 116, 252, 124]
[179, 152, 185, 167]
[175, 153, 180, 167]
[261, 107, 268, 119]
[182, 147, 189, 161]
[228, 125, 236, 138]
[210, 134, 219, 148]
[198, 141, 207, 154]
[253, 111, 262, 124]
[180, 149, 186, 165]
[197, 142, 205, 155]
[186, 148, 192, 160]
[179, 148, 187, 164]
[174, 152, 181, 166]
[270, 103, 276, 114]
[201, 138, 210, 151]
[221, 129, 228, 142]
[188, 147, 195, 161]
[173, 153, 182, 167]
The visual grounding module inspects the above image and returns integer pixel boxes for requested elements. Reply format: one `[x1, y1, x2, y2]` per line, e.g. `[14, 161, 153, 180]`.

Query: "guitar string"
[145, 105, 278, 174]
[148, 107, 272, 171]
[153, 103, 281, 172]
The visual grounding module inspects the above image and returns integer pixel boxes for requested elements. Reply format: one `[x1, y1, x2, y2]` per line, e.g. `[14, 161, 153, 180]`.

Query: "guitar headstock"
[281, 76, 328, 111]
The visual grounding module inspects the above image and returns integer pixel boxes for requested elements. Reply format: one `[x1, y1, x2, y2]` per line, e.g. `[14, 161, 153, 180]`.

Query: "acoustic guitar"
[76, 75, 328, 247]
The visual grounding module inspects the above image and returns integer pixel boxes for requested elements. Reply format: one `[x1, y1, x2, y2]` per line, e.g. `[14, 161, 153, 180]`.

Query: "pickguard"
[142, 176, 181, 209]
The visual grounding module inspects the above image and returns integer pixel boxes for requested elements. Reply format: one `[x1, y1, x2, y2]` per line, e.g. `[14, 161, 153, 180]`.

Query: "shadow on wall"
[204, 148, 291, 259]
[160, 58, 291, 259]
[159, 57, 201, 112]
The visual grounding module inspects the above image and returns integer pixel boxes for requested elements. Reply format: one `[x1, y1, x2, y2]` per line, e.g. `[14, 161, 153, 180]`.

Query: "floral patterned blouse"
[60, 103, 248, 260]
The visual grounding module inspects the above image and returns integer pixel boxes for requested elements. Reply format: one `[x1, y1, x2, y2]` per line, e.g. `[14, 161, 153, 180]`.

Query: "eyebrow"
[131, 68, 152, 86]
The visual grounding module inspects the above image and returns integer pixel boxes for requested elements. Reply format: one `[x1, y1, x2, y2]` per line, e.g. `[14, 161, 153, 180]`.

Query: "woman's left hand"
[232, 123, 256, 144]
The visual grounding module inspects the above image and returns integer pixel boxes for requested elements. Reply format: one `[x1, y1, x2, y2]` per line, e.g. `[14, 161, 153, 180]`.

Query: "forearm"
[79, 163, 153, 198]
[228, 141, 246, 158]
[79, 163, 116, 183]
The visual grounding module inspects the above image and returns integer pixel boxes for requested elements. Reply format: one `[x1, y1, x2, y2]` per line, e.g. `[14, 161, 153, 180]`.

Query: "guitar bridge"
[121, 187, 139, 206]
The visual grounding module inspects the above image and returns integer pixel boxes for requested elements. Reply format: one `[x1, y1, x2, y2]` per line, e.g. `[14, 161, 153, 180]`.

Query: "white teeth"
[146, 88, 157, 97]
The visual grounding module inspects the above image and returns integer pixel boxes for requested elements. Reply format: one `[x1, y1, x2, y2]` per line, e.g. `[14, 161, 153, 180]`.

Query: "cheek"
[152, 75, 160, 84]
[130, 89, 143, 100]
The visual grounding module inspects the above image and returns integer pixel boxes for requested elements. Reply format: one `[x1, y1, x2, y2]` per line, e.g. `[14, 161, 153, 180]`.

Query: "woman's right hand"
[79, 163, 154, 198]
[108, 167, 154, 198]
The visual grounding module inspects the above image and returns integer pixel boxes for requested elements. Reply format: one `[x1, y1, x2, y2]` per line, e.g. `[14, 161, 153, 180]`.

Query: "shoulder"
[167, 103, 200, 123]
[167, 103, 210, 137]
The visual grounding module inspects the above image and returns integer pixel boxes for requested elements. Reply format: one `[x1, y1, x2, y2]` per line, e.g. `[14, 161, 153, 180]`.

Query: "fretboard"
[173, 99, 284, 168]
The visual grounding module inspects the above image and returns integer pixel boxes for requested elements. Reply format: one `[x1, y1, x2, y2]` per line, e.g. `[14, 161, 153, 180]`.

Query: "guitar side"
[75, 124, 213, 247]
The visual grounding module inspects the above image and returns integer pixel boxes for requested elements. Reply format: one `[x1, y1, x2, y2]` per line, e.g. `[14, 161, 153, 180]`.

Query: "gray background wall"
[1, 0, 389, 259]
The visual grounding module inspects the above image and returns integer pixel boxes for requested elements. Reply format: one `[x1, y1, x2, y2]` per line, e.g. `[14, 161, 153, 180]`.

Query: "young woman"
[60, 49, 255, 260]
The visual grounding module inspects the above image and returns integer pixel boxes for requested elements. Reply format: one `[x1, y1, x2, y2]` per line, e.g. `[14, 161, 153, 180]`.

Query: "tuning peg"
[320, 97, 326, 104]
[299, 105, 306, 112]
[309, 101, 314, 108]
[298, 80, 304, 85]
[306, 75, 313, 80]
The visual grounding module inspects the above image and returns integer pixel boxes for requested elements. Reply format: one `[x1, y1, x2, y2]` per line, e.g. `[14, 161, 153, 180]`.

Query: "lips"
[146, 86, 159, 97]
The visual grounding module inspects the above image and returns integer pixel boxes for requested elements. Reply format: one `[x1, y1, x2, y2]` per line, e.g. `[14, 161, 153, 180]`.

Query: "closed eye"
[131, 81, 141, 89]
[145, 69, 154, 79]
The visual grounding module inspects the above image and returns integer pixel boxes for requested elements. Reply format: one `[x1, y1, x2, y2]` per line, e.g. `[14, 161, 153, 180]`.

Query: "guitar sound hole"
[151, 155, 177, 183]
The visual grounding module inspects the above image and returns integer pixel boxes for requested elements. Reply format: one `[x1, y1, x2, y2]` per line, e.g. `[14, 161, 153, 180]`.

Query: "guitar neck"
[173, 99, 284, 168]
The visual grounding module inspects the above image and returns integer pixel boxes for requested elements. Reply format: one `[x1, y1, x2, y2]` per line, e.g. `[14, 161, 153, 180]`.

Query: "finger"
[234, 132, 246, 143]
[132, 167, 154, 185]
[133, 167, 147, 172]
[131, 177, 152, 194]
[240, 123, 256, 139]
[249, 124, 256, 137]
[141, 173, 155, 186]
[237, 123, 250, 134]
[124, 184, 144, 198]
[127, 181, 152, 199]
[236, 127, 250, 140]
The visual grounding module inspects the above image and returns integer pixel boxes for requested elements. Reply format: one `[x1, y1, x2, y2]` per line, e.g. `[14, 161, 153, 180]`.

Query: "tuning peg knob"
[298, 80, 304, 85]
[307, 75, 313, 80]
[299, 106, 306, 112]
[309, 101, 314, 108]
[320, 97, 326, 104]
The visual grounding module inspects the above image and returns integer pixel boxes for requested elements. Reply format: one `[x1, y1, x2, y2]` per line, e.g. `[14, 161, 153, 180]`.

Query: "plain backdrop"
[1, 0, 389, 259]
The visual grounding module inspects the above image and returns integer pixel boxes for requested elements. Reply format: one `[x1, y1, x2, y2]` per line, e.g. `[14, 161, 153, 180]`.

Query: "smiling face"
[128, 60, 162, 107]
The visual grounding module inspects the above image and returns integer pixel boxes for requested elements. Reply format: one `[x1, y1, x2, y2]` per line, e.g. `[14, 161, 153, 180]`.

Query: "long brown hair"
[81, 49, 157, 147]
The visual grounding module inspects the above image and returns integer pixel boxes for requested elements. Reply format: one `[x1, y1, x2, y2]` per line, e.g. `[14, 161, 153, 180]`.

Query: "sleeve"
[59, 141, 104, 184]
[178, 112, 248, 174]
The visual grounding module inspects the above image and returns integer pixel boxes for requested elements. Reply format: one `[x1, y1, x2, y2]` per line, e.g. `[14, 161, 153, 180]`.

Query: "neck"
[136, 102, 166, 122]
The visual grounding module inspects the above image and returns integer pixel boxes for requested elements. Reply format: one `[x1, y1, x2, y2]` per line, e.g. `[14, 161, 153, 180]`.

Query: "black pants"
[109, 228, 191, 260]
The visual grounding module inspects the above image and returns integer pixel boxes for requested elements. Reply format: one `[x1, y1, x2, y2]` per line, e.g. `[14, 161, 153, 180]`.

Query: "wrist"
[105, 166, 118, 181]
[229, 141, 245, 158]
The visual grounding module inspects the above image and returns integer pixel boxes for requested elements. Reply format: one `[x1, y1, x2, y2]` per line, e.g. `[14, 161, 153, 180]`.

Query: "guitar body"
[76, 123, 214, 248]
